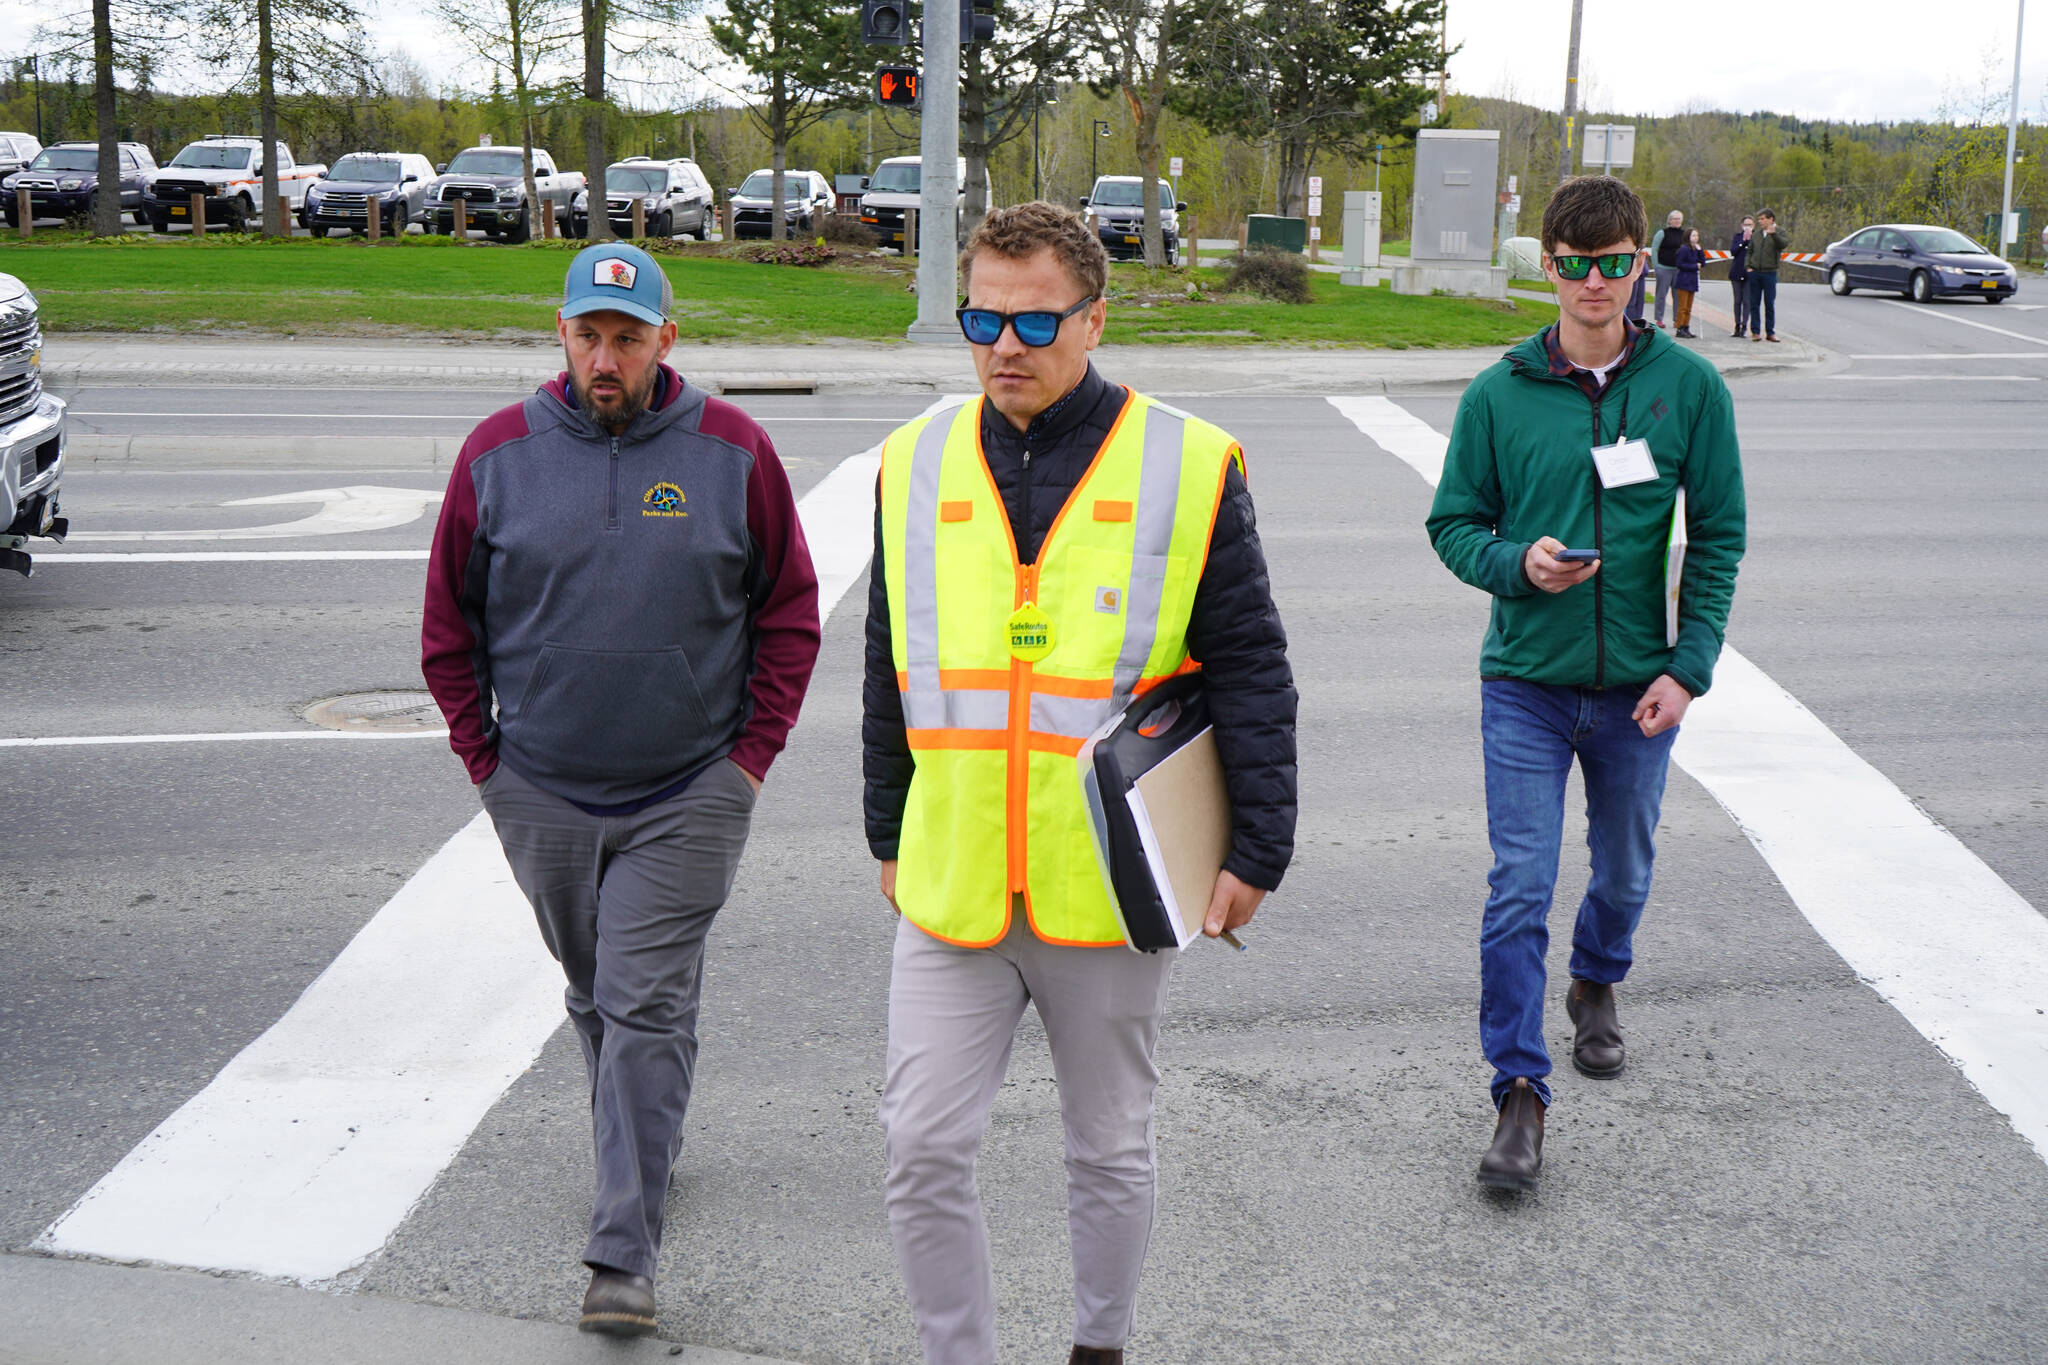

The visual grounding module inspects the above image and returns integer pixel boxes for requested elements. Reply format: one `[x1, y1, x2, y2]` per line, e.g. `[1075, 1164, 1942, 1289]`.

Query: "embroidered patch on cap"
[597, 257, 638, 288]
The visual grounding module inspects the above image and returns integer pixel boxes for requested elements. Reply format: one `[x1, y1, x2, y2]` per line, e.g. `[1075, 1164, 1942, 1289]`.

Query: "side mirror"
[859, 176, 870, 189]
[725, 188, 737, 197]
[436, 163, 447, 174]
[1175, 200, 1188, 213]
[1076, 197, 1089, 208]
[403, 173, 418, 183]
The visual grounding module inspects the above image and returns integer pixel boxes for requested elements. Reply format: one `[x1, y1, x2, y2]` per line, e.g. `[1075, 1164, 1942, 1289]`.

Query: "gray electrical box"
[1394, 128, 1508, 299]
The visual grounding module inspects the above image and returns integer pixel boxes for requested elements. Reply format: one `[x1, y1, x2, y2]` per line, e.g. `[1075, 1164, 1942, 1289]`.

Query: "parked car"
[144, 136, 327, 233]
[0, 272, 67, 577]
[1080, 175, 1186, 265]
[1822, 223, 2019, 303]
[427, 145, 583, 242]
[570, 156, 714, 239]
[2, 141, 156, 226]
[300, 151, 437, 237]
[727, 168, 834, 240]
[0, 132, 42, 181]
[856, 156, 990, 248]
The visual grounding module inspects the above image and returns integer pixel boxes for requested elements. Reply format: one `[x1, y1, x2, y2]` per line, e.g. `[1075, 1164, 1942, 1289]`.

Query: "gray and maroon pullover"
[421, 364, 820, 807]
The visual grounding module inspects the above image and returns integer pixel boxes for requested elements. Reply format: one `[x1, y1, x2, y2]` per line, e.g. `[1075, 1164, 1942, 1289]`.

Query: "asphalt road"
[6, 299, 2047, 1363]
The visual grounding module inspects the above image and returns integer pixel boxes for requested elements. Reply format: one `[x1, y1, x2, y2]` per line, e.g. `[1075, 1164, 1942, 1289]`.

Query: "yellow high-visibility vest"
[879, 390, 1243, 947]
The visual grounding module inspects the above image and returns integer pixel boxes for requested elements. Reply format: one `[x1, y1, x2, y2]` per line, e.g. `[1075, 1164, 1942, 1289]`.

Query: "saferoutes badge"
[1095, 586, 1121, 615]
[597, 257, 638, 289]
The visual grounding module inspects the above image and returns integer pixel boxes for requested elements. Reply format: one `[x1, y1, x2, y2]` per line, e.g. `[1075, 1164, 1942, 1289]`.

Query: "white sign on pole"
[1507, 174, 1518, 193]
[1507, 195, 1522, 214]
[1309, 225, 1322, 241]
[1307, 196, 1323, 217]
[2003, 211, 2021, 245]
[1308, 175, 1323, 196]
[1581, 125, 1636, 170]
[1169, 156, 1183, 177]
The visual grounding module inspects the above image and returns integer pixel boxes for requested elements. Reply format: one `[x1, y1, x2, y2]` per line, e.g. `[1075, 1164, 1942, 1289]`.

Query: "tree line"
[8, 0, 2042, 263]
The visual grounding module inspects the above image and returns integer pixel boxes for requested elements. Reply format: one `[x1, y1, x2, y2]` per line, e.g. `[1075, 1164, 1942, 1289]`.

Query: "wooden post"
[453, 198, 467, 240]
[192, 192, 207, 237]
[541, 202, 554, 239]
[905, 207, 918, 260]
[1237, 220, 1248, 252]
[631, 197, 645, 240]
[366, 198, 380, 243]
[14, 186, 28, 239]
[1184, 211, 1195, 268]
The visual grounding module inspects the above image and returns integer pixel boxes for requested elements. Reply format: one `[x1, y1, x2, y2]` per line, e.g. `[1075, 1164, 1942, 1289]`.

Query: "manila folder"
[1127, 727, 1232, 946]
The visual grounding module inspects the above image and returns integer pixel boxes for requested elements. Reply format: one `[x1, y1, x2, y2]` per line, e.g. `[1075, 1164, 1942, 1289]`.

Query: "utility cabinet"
[1393, 129, 1509, 299]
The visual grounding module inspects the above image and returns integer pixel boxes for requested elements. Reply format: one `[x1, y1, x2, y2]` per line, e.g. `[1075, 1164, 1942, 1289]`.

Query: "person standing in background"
[1649, 209, 1684, 329]
[1673, 228, 1703, 339]
[1746, 209, 1787, 343]
[1728, 216, 1755, 338]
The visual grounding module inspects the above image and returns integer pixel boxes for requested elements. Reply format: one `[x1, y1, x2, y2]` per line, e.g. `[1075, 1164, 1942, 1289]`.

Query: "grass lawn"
[2, 232, 1553, 348]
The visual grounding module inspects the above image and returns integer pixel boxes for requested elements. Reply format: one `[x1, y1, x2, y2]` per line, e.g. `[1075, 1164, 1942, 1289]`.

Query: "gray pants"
[879, 911, 1177, 1365]
[479, 758, 757, 1279]
[1654, 264, 1679, 323]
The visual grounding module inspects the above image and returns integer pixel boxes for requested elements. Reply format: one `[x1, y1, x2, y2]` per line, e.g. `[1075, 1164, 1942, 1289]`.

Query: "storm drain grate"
[302, 689, 445, 733]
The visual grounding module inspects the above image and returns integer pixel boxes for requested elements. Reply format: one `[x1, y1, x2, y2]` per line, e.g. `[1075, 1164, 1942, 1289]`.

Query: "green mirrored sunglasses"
[1551, 252, 1640, 280]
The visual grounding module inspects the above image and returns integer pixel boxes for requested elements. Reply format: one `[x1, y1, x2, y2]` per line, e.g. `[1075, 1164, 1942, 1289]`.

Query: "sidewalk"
[0, 1253, 804, 1365]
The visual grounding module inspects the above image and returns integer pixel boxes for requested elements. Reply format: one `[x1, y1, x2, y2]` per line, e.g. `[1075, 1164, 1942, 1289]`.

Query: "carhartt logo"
[1650, 397, 1669, 423]
[598, 258, 638, 289]
[1096, 586, 1121, 615]
[641, 482, 687, 517]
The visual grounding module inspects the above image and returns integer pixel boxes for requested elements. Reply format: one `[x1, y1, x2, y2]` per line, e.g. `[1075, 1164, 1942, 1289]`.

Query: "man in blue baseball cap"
[424, 240, 821, 1335]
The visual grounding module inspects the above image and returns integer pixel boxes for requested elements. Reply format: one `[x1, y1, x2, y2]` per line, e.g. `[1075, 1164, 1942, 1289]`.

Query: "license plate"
[1123, 235, 1140, 244]
[1981, 280, 1999, 288]
[170, 206, 186, 216]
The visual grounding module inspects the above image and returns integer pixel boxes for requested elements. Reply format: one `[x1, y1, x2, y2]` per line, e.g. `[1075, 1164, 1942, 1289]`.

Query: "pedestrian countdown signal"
[875, 67, 920, 107]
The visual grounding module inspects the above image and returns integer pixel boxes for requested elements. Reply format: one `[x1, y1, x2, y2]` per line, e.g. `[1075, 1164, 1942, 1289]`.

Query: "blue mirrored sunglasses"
[955, 295, 1097, 347]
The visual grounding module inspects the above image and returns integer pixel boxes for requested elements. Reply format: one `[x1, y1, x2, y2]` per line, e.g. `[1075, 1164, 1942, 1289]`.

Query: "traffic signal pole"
[906, 0, 962, 343]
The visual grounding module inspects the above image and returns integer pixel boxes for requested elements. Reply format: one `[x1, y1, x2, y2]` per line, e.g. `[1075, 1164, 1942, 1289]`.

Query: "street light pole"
[1558, 0, 1582, 182]
[1092, 119, 1110, 189]
[28, 56, 43, 146]
[2000, 0, 2026, 252]
[905, 0, 961, 342]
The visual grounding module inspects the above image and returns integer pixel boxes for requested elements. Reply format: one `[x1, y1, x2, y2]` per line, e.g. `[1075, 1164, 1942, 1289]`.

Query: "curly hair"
[1540, 175, 1649, 255]
[959, 200, 1109, 300]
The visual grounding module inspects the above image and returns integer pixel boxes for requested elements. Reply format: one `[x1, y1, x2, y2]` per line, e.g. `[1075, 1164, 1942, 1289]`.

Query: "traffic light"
[875, 66, 920, 107]
[861, 0, 905, 45]
[961, 0, 996, 42]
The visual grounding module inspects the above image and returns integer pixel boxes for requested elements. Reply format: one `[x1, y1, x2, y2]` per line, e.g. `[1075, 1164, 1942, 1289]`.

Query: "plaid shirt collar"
[1540, 320, 1649, 399]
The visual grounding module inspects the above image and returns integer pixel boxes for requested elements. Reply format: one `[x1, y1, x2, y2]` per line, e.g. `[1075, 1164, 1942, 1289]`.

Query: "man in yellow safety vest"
[863, 201, 1298, 1365]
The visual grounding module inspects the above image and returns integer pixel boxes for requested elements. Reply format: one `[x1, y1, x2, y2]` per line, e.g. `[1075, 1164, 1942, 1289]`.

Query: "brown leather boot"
[1476, 1078, 1545, 1192]
[1566, 978, 1625, 1078]
[579, 1268, 657, 1337]
[1069, 1347, 1124, 1365]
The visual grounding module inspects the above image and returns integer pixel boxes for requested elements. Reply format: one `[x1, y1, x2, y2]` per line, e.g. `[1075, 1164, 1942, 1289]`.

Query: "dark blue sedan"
[1823, 223, 2018, 303]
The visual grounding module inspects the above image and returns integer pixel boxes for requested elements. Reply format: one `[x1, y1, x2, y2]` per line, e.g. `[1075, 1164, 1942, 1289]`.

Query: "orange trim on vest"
[940, 500, 973, 523]
[904, 727, 1009, 750]
[1093, 499, 1133, 522]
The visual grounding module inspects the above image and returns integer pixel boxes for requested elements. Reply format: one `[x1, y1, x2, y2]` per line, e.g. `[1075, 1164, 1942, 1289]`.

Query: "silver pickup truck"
[0, 272, 66, 576]
[427, 146, 585, 242]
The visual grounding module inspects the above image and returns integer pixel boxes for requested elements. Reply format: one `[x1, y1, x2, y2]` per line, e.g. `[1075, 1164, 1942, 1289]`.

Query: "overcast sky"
[0, 0, 2041, 126]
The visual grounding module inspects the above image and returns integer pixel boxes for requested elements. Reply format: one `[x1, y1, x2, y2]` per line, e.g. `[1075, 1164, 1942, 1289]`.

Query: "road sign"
[1308, 175, 1323, 196]
[1507, 174, 1518, 193]
[1582, 124, 1636, 170]
[1308, 196, 1323, 217]
[875, 67, 920, 106]
[1170, 156, 1183, 177]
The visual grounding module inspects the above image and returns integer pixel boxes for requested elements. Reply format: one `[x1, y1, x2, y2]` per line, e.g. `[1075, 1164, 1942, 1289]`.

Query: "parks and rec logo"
[642, 482, 687, 517]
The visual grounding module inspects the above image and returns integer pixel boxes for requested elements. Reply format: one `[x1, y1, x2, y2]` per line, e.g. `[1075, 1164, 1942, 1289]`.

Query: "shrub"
[812, 211, 877, 248]
[1222, 245, 1313, 304]
[723, 240, 837, 267]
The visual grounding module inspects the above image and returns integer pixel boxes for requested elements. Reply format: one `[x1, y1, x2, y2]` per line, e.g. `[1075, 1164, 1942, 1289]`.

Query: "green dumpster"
[1983, 208, 2031, 257]
[1245, 214, 1307, 254]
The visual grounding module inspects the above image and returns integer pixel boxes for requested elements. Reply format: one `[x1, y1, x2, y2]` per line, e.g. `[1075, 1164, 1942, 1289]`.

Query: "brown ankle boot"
[1476, 1078, 1545, 1192]
[1069, 1347, 1124, 1365]
[1566, 978, 1625, 1077]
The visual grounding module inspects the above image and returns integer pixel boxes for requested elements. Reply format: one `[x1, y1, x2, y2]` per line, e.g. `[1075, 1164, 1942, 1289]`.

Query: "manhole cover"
[302, 690, 445, 733]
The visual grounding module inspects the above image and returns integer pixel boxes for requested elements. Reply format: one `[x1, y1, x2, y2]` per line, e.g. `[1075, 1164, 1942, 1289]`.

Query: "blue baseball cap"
[561, 242, 672, 327]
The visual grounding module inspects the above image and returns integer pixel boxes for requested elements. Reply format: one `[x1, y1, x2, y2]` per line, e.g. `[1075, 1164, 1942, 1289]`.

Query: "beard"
[571, 358, 661, 431]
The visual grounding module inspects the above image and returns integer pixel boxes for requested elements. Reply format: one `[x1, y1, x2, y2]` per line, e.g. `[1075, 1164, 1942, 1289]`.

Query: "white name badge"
[1591, 438, 1658, 489]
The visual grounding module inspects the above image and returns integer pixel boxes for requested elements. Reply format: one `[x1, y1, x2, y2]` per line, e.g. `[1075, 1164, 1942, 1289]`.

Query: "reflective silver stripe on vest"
[904, 687, 1010, 733]
[1029, 691, 1116, 740]
[1109, 404, 1187, 699]
[900, 408, 958, 716]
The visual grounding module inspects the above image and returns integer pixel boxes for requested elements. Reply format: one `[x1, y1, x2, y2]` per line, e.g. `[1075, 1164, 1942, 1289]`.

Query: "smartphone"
[1554, 548, 1601, 564]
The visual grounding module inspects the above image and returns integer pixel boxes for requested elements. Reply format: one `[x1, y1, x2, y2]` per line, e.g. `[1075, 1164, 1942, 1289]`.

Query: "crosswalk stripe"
[34, 397, 964, 1284]
[1326, 394, 2048, 1166]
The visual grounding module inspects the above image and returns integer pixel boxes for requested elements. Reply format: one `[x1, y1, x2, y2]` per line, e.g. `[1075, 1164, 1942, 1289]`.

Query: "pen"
[1218, 930, 1246, 951]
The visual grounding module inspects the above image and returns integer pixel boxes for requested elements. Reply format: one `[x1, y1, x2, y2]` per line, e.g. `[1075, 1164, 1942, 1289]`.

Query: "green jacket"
[1425, 324, 1746, 696]
[1748, 227, 1787, 272]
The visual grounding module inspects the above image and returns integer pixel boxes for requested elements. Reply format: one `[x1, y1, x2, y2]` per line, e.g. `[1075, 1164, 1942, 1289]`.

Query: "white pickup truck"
[143, 136, 328, 233]
[0, 271, 67, 577]
[427, 146, 585, 242]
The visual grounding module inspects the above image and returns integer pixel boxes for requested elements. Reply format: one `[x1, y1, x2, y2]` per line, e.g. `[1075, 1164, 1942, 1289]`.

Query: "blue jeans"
[1746, 270, 1778, 337]
[1478, 680, 1678, 1108]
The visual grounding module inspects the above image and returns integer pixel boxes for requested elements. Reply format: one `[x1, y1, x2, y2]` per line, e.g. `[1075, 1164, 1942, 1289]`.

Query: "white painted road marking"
[0, 730, 448, 748]
[66, 487, 444, 542]
[1877, 299, 2048, 347]
[1848, 352, 2048, 360]
[35, 550, 431, 562]
[1328, 394, 2048, 1167]
[1829, 374, 2039, 382]
[67, 412, 907, 422]
[35, 399, 964, 1284]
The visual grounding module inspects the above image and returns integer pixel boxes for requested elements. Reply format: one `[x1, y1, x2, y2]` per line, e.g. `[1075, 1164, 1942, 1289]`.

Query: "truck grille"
[154, 178, 216, 199]
[0, 308, 41, 428]
[439, 183, 496, 204]
[321, 192, 371, 209]
[16, 177, 58, 191]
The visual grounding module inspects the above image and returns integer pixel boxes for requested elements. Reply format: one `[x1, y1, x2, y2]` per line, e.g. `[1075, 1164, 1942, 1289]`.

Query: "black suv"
[571, 157, 714, 239]
[3, 142, 158, 226]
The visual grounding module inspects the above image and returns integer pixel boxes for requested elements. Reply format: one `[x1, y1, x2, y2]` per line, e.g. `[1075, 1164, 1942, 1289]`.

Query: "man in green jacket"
[1425, 174, 1746, 1192]
[1745, 208, 1787, 342]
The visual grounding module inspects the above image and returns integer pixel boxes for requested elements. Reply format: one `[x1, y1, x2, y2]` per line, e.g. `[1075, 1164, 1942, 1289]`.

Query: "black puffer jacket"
[862, 364, 1298, 890]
